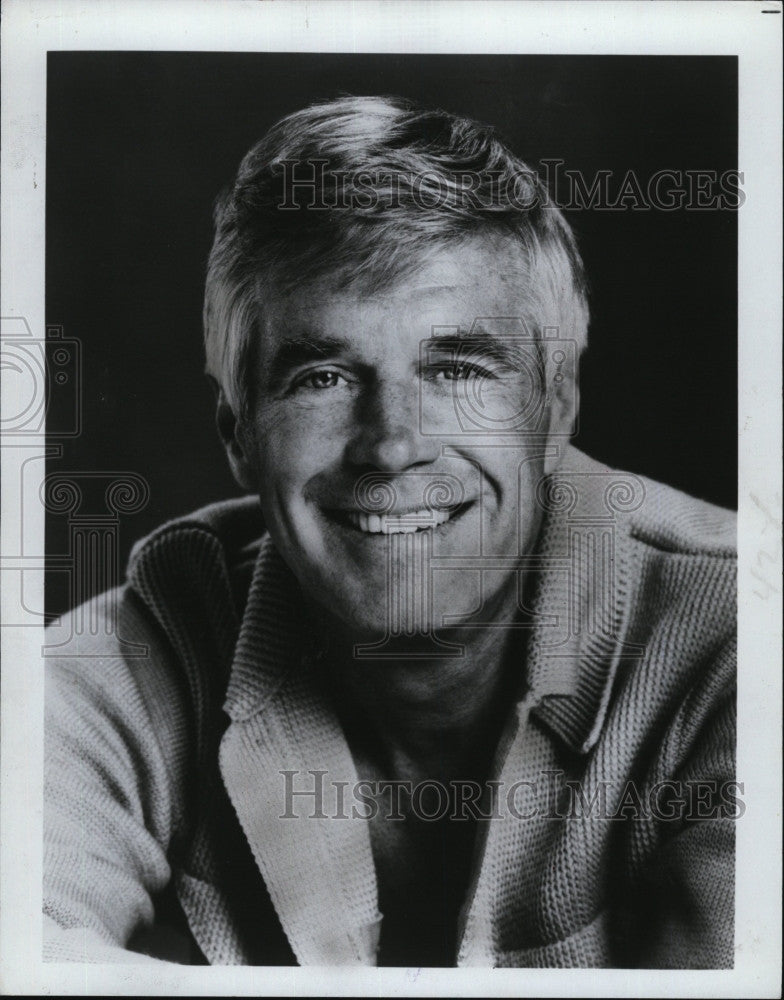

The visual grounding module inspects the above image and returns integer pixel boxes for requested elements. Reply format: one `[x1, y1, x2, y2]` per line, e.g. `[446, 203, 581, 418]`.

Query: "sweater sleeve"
[632, 639, 737, 969]
[44, 587, 192, 964]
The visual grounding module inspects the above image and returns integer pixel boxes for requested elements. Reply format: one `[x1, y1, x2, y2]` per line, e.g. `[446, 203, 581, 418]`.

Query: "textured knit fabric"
[43, 446, 737, 968]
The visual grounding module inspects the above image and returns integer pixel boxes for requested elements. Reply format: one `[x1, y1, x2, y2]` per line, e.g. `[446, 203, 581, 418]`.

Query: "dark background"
[46, 53, 738, 618]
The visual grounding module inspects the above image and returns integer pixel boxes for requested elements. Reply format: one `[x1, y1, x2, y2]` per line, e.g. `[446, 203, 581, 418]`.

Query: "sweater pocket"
[492, 909, 613, 968]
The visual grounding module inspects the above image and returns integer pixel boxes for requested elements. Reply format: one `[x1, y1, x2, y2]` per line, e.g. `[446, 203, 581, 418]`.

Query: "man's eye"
[295, 369, 346, 390]
[435, 361, 493, 381]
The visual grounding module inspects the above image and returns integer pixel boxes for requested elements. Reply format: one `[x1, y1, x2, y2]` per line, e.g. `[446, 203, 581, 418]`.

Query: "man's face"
[240, 235, 570, 643]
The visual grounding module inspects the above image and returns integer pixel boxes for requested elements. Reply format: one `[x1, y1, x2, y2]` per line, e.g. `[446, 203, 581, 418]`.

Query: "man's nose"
[345, 382, 439, 472]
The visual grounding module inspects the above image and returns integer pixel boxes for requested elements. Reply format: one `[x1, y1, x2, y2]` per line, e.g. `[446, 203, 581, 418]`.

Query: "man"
[44, 95, 737, 968]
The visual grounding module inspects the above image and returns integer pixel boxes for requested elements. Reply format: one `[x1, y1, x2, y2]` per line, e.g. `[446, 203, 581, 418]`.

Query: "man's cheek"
[259, 401, 350, 451]
[252, 417, 315, 476]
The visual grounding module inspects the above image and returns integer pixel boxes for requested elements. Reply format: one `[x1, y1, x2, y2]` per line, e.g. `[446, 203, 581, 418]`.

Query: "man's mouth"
[325, 501, 474, 535]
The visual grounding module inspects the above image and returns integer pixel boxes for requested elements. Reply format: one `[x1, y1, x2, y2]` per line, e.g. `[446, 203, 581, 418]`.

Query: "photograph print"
[41, 50, 739, 969]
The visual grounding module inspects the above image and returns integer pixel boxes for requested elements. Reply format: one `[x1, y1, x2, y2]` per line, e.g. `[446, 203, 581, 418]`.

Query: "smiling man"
[44, 96, 737, 968]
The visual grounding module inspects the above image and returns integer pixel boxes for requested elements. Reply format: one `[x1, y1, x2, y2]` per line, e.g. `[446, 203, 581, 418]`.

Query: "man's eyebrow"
[426, 327, 532, 366]
[267, 335, 351, 383]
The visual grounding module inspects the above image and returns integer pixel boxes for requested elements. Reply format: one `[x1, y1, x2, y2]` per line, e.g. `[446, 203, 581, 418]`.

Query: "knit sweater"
[44, 446, 737, 967]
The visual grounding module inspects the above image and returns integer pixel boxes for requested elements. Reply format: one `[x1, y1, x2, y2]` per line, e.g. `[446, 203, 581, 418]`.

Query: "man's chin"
[304, 582, 478, 655]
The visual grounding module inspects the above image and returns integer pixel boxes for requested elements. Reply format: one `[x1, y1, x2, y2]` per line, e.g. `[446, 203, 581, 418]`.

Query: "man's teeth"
[346, 508, 454, 534]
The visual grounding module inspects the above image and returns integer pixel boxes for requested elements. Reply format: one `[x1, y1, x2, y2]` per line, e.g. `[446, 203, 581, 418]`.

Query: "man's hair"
[204, 94, 589, 416]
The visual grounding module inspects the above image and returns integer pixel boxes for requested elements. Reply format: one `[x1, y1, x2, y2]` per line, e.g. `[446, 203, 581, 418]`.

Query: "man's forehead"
[266, 250, 529, 332]
[264, 295, 531, 359]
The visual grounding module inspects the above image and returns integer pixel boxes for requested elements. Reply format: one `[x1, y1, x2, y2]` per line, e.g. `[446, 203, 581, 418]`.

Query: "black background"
[46, 53, 738, 618]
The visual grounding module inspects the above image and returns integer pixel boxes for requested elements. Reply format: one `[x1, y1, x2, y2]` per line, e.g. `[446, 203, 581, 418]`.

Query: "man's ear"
[208, 377, 257, 492]
[543, 368, 580, 476]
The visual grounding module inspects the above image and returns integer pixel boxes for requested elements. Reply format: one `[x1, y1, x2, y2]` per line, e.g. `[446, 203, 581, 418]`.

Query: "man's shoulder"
[45, 498, 266, 786]
[554, 450, 736, 761]
[627, 474, 735, 561]
[128, 495, 265, 573]
[125, 495, 266, 642]
[47, 496, 264, 657]
[563, 446, 736, 560]
[561, 448, 736, 685]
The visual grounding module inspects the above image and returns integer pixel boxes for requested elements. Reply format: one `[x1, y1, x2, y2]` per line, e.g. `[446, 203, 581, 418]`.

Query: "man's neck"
[312, 591, 525, 785]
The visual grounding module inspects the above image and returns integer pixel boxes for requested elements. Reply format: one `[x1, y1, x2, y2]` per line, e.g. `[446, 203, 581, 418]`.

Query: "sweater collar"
[522, 447, 644, 753]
